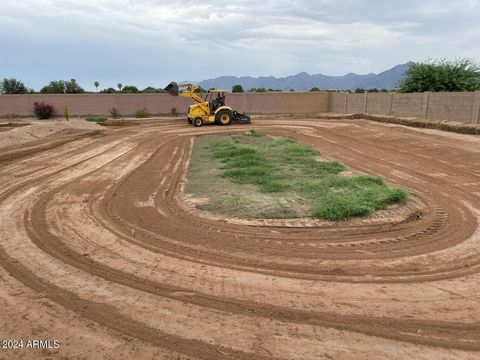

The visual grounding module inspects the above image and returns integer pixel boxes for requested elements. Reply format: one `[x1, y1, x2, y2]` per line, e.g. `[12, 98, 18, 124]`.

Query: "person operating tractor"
[211, 92, 225, 112]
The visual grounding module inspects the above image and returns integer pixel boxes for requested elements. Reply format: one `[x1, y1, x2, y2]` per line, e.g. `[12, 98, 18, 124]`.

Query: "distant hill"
[194, 62, 413, 91]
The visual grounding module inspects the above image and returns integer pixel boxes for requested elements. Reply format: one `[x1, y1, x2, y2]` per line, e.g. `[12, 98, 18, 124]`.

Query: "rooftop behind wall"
[0, 92, 331, 117]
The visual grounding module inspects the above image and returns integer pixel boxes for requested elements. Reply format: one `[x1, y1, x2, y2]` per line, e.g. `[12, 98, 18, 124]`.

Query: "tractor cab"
[204, 90, 227, 112]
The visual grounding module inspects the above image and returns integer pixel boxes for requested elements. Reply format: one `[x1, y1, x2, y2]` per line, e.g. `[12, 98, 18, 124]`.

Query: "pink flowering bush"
[33, 101, 54, 119]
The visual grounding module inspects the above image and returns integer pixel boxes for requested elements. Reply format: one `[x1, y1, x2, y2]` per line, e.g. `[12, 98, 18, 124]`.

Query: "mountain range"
[193, 62, 413, 91]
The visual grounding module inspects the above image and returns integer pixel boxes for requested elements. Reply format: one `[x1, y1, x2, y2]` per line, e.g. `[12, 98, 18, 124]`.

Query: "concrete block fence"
[0, 92, 331, 117]
[1, 91, 479, 124]
[331, 91, 480, 124]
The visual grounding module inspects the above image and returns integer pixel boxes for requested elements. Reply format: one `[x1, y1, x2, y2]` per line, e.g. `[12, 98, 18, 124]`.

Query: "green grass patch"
[186, 131, 407, 220]
[85, 116, 107, 123]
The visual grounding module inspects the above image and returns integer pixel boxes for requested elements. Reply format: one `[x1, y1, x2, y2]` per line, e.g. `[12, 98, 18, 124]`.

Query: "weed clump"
[135, 108, 150, 118]
[109, 107, 121, 118]
[63, 106, 70, 121]
[248, 129, 260, 137]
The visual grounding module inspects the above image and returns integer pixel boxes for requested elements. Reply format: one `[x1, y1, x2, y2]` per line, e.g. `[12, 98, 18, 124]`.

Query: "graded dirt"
[0, 116, 479, 359]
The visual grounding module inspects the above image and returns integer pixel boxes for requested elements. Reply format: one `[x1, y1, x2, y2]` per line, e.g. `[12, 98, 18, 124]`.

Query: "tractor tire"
[187, 118, 192, 124]
[193, 117, 203, 127]
[215, 109, 232, 126]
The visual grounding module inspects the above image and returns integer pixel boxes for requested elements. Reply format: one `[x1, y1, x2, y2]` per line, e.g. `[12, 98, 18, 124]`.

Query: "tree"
[40, 79, 84, 94]
[194, 86, 207, 93]
[232, 84, 244, 93]
[310, 87, 321, 92]
[66, 79, 84, 93]
[100, 87, 117, 93]
[0, 78, 29, 94]
[117, 83, 123, 91]
[367, 88, 379, 93]
[255, 88, 266, 93]
[41, 81, 64, 93]
[122, 85, 139, 93]
[354, 88, 365, 93]
[398, 59, 480, 93]
[142, 86, 157, 93]
[94, 81, 100, 92]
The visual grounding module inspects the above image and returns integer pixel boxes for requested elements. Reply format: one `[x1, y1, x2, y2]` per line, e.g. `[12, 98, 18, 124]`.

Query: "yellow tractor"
[164, 82, 251, 127]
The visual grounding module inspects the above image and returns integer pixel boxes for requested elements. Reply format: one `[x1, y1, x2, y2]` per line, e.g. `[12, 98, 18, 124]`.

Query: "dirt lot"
[0, 116, 479, 359]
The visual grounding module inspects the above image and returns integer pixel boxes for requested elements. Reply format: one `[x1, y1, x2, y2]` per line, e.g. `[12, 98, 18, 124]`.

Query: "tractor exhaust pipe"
[164, 82, 179, 96]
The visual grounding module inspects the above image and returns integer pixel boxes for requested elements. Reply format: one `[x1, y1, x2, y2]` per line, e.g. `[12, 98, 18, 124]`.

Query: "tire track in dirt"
[99, 125, 478, 281]
[1, 118, 479, 359]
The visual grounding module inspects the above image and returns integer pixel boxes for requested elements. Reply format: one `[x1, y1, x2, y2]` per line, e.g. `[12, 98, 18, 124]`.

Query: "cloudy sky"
[1, 0, 479, 91]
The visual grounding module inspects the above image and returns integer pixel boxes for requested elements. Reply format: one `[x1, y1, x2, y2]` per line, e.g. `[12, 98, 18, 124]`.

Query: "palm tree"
[94, 81, 100, 93]
[117, 83, 123, 91]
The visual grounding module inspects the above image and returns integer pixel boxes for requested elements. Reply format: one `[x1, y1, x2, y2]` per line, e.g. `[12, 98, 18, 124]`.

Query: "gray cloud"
[1, 0, 479, 90]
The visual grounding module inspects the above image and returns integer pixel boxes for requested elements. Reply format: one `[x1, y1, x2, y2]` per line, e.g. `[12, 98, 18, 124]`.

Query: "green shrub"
[232, 84, 244, 93]
[85, 116, 107, 123]
[135, 108, 150, 118]
[109, 107, 121, 118]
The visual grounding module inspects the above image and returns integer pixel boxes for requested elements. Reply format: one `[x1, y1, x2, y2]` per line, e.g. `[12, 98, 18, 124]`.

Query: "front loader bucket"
[164, 82, 179, 96]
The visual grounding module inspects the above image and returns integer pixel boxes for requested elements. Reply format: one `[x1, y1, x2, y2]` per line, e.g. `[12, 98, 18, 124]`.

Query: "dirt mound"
[0, 118, 103, 149]
[0, 122, 30, 128]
